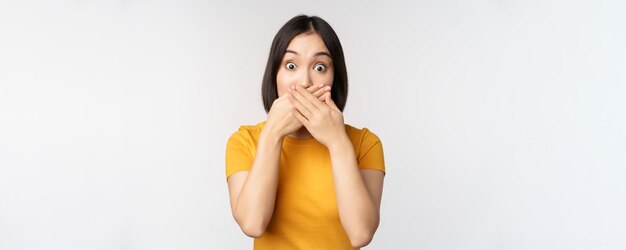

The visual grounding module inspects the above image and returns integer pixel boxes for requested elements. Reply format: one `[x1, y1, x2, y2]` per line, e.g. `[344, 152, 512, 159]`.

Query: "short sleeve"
[357, 128, 386, 174]
[225, 128, 254, 180]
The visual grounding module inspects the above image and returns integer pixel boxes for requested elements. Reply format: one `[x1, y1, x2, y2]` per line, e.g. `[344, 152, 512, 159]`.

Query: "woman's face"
[276, 32, 334, 97]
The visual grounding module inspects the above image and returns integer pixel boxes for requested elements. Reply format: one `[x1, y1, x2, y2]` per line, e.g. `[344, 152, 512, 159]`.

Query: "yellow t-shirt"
[225, 121, 385, 249]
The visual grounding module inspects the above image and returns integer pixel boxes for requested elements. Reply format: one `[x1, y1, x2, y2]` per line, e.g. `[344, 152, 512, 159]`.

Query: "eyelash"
[285, 62, 328, 72]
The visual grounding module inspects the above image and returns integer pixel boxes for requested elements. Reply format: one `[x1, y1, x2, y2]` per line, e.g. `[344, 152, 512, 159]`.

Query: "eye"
[314, 64, 327, 72]
[285, 62, 297, 70]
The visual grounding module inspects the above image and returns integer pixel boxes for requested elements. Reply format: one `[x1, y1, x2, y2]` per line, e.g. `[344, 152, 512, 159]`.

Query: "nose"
[297, 70, 313, 88]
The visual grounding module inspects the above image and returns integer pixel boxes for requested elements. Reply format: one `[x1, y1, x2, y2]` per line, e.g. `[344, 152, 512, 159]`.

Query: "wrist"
[327, 134, 352, 154]
[260, 124, 284, 145]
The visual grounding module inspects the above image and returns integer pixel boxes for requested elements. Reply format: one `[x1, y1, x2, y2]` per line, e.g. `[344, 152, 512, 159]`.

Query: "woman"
[225, 15, 385, 249]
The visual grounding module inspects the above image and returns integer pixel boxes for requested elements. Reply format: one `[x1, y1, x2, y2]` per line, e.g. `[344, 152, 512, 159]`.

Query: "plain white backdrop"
[1, 0, 625, 249]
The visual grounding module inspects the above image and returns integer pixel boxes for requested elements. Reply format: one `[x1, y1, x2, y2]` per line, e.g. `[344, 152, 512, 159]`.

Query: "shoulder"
[344, 123, 383, 150]
[227, 121, 266, 146]
[345, 124, 385, 172]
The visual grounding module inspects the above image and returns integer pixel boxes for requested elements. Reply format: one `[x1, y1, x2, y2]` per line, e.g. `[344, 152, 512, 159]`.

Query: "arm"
[328, 136, 385, 248]
[227, 127, 283, 238]
[227, 85, 328, 237]
[228, 127, 282, 238]
[288, 85, 385, 247]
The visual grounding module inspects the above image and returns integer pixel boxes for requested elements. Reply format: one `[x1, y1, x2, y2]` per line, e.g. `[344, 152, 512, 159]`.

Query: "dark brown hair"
[261, 15, 348, 113]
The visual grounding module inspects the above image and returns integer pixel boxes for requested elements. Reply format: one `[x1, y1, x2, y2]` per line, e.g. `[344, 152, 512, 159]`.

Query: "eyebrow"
[285, 50, 331, 58]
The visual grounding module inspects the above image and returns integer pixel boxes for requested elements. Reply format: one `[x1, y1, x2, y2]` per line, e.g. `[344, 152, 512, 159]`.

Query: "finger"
[295, 85, 325, 110]
[312, 85, 331, 99]
[288, 89, 313, 118]
[325, 92, 341, 112]
[291, 107, 311, 127]
[305, 84, 321, 94]
[292, 85, 321, 112]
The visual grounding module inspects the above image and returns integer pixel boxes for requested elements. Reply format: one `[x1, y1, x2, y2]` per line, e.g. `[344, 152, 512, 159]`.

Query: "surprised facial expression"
[276, 32, 334, 97]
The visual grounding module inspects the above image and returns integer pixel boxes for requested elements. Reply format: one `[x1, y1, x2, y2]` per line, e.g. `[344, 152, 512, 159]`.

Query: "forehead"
[285, 32, 329, 54]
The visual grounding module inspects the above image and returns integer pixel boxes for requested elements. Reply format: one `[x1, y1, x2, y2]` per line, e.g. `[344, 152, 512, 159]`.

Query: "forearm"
[234, 126, 282, 237]
[328, 135, 379, 246]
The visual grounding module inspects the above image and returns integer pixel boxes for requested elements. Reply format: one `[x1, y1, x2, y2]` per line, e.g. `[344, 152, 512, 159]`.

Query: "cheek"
[276, 70, 291, 97]
[324, 70, 335, 88]
[310, 70, 334, 88]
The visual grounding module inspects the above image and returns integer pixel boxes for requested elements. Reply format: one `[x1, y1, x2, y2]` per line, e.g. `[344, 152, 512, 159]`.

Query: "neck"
[287, 127, 313, 139]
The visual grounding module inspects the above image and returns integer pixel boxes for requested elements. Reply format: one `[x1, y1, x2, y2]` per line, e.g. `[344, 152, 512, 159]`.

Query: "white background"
[1, 0, 625, 249]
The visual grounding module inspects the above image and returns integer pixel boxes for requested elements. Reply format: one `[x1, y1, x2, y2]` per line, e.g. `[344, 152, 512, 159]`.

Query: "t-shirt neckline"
[259, 121, 320, 146]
